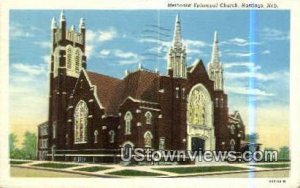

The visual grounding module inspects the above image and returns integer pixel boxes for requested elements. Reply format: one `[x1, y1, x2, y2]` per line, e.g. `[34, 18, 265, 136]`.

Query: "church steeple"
[167, 14, 187, 78]
[60, 10, 66, 29]
[208, 31, 224, 90]
[173, 14, 182, 47]
[51, 17, 57, 29]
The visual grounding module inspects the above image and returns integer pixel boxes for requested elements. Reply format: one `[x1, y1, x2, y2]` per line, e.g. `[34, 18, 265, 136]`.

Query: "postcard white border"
[0, 0, 300, 188]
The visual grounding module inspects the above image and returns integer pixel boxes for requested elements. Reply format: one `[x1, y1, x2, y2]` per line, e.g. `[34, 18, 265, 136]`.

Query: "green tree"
[21, 131, 37, 160]
[9, 133, 18, 159]
[278, 146, 289, 161]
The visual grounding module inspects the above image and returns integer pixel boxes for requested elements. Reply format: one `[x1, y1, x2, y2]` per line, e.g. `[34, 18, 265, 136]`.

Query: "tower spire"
[60, 10, 66, 22]
[173, 13, 182, 47]
[167, 14, 187, 78]
[79, 18, 85, 29]
[208, 31, 223, 90]
[51, 17, 57, 29]
[211, 31, 220, 65]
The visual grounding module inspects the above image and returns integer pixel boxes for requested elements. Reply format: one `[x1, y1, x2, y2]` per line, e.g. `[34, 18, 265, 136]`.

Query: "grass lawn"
[32, 162, 79, 169]
[251, 163, 290, 168]
[107, 169, 164, 177]
[10, 160, 31, 165]
[75, 166, 111, 172]
[154, 166, 247, 174]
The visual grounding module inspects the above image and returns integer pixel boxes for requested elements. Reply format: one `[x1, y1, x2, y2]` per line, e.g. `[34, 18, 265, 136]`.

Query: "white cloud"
[12, 63, 47, 76]
[98, 28, 117, 42]
[225, 71, 281, 81]
[221, 37, 261, 47]
[86, 45, 95, 58]
[261, 50, 270, 55]
[10, 22, 33, 39]
[95, 49, 143, 65]
[118, 60, 140, 65]
[114, 50, 138, 59]
[148, 46, 167, 54]
[138, 38, 169, 47]
[228, 52, 255, 57]
[86, 28, 118, 42]
[227, 86, 275, 96]
[261, 27, 289, 40]
[86, 28, 118, 58]
[97, 49, 111, 58]
[34, 41, 51, 49]
[183, 39, 209, 48]
[223, 62, 261, 71]
[42, 55, 50, 64]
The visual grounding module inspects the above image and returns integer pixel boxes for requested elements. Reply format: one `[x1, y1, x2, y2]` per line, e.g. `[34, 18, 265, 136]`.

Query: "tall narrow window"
[65, 134, 69, 145]
[124, 111, 132, 135]
[109, 130, 115, 143]
[220, 98, 224, 108]
[145, 111, 152, 124]
[159, 137, 165, 150]
[74, 48, 81, 73]
[230, 139, 236, 151]
[52, 122, 57, 139]
[230, 125, 235, 135]
[94, 130, 98, 143]
[144, 131, 153, 148]
[215, 98, 219, 108]
[66, 45, 72, 69]
[182, 88, 185, 99]
[74, 100, 88, 144]
[176, 87, 179, 98]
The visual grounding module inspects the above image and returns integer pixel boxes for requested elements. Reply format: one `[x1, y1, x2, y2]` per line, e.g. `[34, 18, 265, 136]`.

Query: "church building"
[37, 12, 246, 163]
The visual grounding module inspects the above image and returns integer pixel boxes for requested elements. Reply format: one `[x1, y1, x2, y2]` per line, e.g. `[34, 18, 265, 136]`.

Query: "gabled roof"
[228, 111, 243, 123]
[85, 69, 159, 115]
[188, 59, 210, 79]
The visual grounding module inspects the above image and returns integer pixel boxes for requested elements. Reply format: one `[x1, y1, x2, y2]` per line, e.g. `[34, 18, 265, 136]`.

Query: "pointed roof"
[60, 10, 66, 22]
[210, 31, 220, 65]
[79, 18, 85, 29]
[172, 14, 182, 47]
[51, 17, 57, 29]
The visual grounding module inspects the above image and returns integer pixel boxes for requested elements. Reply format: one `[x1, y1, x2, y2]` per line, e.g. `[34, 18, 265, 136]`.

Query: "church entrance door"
[191, 137, 205, 152]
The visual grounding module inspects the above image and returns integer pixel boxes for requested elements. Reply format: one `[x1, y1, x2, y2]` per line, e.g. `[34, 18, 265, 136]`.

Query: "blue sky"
[9, 10, 290, 149]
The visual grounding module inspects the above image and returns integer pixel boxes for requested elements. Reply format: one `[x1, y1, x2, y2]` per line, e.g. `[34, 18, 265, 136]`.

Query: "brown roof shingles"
[86, 70, 159, 115]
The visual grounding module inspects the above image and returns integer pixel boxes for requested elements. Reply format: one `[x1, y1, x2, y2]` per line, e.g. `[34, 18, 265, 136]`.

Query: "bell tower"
[48, 11, 87, 152]
[167, 14, 187, 78]
[208, 31, 224, 91]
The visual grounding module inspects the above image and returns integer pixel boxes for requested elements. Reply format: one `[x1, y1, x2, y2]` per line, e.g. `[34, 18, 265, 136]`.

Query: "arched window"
[109, 130, 115, 143]
[144, 131, 153, 148]
[124, 111, 132, 135]
[145, 111, 152, 124]
[74, 100, 88, 143]
[94, 130, 98, 143]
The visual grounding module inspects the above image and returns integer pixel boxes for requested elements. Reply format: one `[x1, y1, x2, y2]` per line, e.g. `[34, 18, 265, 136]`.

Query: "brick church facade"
[37, 11, 246, 163]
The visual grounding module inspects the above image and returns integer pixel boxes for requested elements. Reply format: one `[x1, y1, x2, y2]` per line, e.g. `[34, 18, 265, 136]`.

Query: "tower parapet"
[52, 11, 85, 46]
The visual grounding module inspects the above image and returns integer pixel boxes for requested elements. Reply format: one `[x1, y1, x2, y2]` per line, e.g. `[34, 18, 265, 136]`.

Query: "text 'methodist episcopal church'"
[37, 11, 246, 163]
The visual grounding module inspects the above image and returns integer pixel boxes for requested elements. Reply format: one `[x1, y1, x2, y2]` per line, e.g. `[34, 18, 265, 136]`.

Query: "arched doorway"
[187, 84, 216, 151]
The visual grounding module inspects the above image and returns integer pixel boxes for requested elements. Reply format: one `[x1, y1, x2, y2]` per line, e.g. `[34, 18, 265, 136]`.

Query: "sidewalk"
[10, 159, 290, 178]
